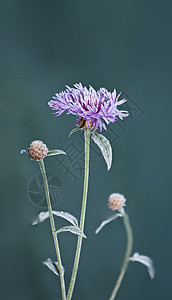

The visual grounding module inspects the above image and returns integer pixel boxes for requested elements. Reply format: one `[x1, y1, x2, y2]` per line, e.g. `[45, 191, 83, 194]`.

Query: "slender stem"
[109, 208, 133, 300]
[67, 130, 90, 300]
[39, 159, 66, 300]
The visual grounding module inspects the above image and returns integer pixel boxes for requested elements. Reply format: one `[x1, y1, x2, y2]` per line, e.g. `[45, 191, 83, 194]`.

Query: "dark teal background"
[0, 0, 171, 299]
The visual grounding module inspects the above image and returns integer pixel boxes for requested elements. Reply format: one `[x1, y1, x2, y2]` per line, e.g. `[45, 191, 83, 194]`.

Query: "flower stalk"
[67, 130, 90, 300]
[109, 208, 133, 300]
[38, 159, 66, 300]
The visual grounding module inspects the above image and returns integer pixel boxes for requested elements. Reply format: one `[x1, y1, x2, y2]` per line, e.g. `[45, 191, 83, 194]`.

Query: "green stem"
[39, 159, 66, 300]
[109, 208, 133, 300]
[67, 130, 90, 300]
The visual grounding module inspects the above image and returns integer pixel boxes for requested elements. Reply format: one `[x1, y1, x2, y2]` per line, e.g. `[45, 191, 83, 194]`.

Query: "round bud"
[28, 140, 48, 160]
[108, 193, 126, 211]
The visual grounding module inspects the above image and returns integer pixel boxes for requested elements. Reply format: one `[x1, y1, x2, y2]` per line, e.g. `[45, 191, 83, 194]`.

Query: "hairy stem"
[109, 208, 133, 300]
[39, 159, 66, 300]
[67, 130, 90, 300]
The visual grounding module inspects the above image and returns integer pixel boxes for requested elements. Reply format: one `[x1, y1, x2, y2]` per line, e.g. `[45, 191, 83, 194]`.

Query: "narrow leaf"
[69, 127, 81, 137]
[52, 211, 78, 226]
[47, 149, 66, 156]
[95, 213, 122, 234]
[130, 252, 155, 279]
[32, 210, 78, 227]
[91, 132, 112, 170]
[56, 226, 87, 238]
[43, 258, 63, 276]
[20, 149, 28, 154]
[32, 211, 49, 225]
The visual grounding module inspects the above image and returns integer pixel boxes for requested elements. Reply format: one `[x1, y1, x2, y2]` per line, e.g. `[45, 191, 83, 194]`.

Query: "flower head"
[28, 140, 48, 160]
[48, 83, 128, 131]
[108, 193, 126, 211]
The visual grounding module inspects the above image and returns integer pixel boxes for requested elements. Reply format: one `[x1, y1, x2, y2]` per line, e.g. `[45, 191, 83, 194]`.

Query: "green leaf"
[69, 127, 81, 137]
[56, 226, 87, 238]
[20, 149, 28, 154]
[32, 210, 78, 227]
[91, 132, 112, 170]
[32, 211, 49, 225]
[47, 149, 66, 156]
[95, 213, 122, 234]
[130, 253, 155, 279]
[52, 211, 78, 226]
[43, 258, 65, 276]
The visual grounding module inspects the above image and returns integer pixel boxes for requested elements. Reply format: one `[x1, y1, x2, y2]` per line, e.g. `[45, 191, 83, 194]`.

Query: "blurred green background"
[0, 0, 171, 299]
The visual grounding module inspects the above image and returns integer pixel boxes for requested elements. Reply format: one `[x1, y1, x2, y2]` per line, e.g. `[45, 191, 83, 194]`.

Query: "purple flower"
[48, 83, 129, 131]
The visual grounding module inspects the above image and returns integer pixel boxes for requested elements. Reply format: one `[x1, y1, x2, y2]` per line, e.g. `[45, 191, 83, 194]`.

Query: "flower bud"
[28, 140, 48, 160]
[108, 193, 126, 211]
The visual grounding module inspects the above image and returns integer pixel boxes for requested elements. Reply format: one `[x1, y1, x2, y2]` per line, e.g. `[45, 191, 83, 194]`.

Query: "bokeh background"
[0, 0, 171, 299]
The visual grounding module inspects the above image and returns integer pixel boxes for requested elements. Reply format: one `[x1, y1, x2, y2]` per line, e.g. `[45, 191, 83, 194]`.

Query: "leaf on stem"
[130, 252, 155, 279]
[20, 149, 28, 154]
[47, 149, 66, 157]
[91, 132, 112, 170]
[95, 213, 122, 234]
[52, 211, 78, 226]
[32, 210, 78, 227]
[43, 258, 65, 276]
[32, 211, 49, 225]
[69, 127, 81, 137]
[56, 226, 87, 238]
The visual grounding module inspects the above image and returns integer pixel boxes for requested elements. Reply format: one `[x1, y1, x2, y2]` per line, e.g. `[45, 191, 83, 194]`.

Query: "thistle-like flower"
[48, 83, 129, 131]
[108, 193, 126, 211]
